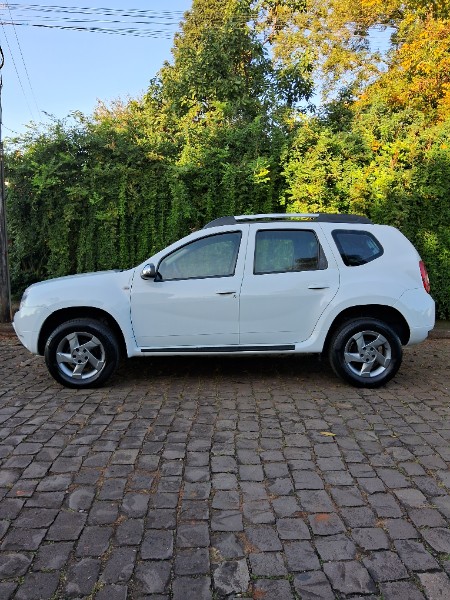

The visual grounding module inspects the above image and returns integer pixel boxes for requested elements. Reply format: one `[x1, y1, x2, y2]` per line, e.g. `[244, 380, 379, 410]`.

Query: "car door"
[130, 228, 248, 349]
[239, 225, 340, 345]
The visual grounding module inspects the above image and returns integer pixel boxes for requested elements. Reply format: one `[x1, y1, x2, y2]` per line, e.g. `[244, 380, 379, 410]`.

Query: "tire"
[328, 318, 403, 388]
[44, 318, 120, 389]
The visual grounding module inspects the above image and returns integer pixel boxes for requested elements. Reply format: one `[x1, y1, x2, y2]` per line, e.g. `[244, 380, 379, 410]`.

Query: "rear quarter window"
[332, 230, 384, 266]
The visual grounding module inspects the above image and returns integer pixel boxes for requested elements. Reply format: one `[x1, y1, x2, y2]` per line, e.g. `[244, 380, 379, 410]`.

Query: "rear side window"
[332, 230, 383, 266]
[254, 229, 327, 274]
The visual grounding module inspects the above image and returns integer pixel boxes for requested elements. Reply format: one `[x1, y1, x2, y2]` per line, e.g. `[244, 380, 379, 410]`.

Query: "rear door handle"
[308, 284, 330, 290]
[216, 291, 237, 295]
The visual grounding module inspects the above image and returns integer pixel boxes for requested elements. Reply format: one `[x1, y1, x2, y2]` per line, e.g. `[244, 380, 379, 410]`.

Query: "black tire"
[328, 318, 403, 388]
[44, 318, 120, 389]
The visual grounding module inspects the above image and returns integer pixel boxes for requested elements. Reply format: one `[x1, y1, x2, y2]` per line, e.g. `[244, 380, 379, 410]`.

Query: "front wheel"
[328, 318, 403, 388]
[45, 318, 120, 388]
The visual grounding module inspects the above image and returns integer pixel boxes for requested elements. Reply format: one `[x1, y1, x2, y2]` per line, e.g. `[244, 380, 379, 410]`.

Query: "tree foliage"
[5, 0, 450, 317]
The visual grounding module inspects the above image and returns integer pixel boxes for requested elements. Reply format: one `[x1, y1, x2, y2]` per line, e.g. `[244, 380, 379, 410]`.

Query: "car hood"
[23, 269, 134, 307]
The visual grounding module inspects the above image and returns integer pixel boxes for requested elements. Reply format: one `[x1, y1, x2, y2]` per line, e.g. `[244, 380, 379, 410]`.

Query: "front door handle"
[216, 291, 237, 295]
[308, 284, 330, 290]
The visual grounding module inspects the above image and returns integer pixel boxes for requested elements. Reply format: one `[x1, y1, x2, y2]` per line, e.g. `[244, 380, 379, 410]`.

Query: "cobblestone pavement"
[0, 336, 450, 600]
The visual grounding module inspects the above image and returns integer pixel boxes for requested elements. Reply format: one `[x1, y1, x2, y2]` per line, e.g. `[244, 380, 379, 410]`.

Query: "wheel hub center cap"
[72, 348, 89, 364]
[361, 346, 377, 362]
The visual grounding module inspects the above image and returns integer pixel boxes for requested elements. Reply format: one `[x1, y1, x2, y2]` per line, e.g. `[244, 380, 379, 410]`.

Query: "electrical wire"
[0, 21, 36, 121]
[3, 0, 42, 119]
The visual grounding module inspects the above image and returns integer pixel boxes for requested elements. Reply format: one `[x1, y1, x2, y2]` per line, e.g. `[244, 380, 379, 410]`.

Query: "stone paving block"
[293, 570, 335, 600]
[276, 517, 311, 540]
[368, 493, 403, 517]
[213, 559, 250, 597]
[298, 489, 334, 512]
[33, 542, 73, 571]
[0, 582, 17, 600]
[14, 508, 57, 528]
[174, 548, 210, 575]
[284, 540, 320, 571]
[95, 584, 128, 600]
[314, 534, 357, 561]
[177, 522, 210, 548]
[309, 512, 346, 535]
[395, 539, 440, 571]
[46, 510, 86, 541]
[383, 518, 420, 540]
[172, 576, 212, 600]
[330, 486, 365, 507]
[210, 533, 244, 561]
[379, 581, 426, 600]
[292, 470, 324, 490]
[1, 528, 46, 551]
[409, 508, 447, 528]
[245, 526, 282, 552]
[420, 527, 450, 554]
[88, 501, 119, 525]
[324, 560, 377, 595]
[141, 530, 173, 560]
[352, 527, 390, 550]
[65, 558, 101, 597]
[363, 550, 409, 582]
[76, 525, 113, 557]
[146, 508, 177, 529]
[134, 560, 171, 594]
[252, 579, 294, 600]
[115, 518, 144, 545]
[418, 572, 450, 600]
[13, 572, 59, 600]
[340, 506, 377, 527]
[249, 551, 287, 576]
[0, 552, 32, 578]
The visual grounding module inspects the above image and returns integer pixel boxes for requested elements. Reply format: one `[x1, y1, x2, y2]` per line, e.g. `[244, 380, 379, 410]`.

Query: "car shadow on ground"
[113, 353, 333, 386]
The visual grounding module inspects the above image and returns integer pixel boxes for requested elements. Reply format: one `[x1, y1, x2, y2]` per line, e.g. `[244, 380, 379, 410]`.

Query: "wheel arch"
[323, 305, 410, 354]
[38, 307, 127, 357]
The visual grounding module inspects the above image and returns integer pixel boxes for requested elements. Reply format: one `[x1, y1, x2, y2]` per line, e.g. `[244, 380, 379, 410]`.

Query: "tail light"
[419, 261, 431, 293]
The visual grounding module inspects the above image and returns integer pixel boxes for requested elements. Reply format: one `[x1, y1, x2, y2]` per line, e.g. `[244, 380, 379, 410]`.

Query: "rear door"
[239, 224, 340, 345]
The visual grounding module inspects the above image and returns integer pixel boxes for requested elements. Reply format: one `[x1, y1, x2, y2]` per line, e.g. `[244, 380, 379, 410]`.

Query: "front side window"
[254, 230, 326, 274]
[332, 230, 384, 266]
[158, 232, 241, 280]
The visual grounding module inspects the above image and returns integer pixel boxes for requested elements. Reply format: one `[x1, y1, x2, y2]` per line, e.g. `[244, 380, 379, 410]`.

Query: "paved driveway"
[0, 335, 449, 599]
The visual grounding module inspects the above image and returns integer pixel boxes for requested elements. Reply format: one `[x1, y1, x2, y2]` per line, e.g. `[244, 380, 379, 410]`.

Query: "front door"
[130, 229, 247, 348]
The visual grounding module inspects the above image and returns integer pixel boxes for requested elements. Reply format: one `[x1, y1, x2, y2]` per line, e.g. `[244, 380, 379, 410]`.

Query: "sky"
[0, 1, 193, 138]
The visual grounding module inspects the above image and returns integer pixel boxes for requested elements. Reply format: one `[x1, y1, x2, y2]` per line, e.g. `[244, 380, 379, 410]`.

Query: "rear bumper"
[394, 289, 435, 345]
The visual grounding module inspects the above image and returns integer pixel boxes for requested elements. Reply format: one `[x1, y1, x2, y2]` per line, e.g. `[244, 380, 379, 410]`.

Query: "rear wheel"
[45, 318, 120, 388]
[328, 318, 402, 388]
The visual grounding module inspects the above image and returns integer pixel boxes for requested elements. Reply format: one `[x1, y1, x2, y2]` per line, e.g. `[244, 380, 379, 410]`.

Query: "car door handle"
[308, 284, 330, 290]
[216, 291, 237, 295]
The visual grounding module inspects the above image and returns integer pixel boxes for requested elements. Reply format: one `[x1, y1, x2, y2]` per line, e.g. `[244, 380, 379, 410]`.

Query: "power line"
[3, 0, 42, 119]
[0, 22, 36, 121]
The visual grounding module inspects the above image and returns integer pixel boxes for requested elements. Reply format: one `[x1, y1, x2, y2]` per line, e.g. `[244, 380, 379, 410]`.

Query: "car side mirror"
[140, 263, 157, 280]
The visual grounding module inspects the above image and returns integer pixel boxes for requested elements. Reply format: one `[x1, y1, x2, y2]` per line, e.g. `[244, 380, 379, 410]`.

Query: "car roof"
[203, 214, 373, 229]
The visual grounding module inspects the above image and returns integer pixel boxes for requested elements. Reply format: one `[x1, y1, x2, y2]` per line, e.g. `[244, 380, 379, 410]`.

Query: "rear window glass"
[254, 229, 327, 274]
[332, 230, 383, 266]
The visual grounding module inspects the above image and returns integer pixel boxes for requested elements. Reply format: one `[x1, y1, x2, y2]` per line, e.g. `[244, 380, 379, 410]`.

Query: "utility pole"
[0, 45, 12, 323]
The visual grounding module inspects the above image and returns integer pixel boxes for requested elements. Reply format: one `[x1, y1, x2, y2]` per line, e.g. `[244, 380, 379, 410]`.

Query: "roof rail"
[203, 213, 373, 228]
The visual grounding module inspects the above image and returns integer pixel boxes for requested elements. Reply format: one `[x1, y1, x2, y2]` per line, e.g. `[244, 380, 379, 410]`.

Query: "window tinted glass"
[158, 232, 241, 280]
[332, 230, 383, 266]
[254, 230, 326, 274]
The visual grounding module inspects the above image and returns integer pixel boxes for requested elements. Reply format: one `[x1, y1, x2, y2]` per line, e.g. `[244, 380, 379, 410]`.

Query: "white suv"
[13, 214, 435, 389]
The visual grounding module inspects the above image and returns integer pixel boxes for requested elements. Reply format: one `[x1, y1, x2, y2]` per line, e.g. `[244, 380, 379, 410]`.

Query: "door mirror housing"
[141, 263, 157, 280]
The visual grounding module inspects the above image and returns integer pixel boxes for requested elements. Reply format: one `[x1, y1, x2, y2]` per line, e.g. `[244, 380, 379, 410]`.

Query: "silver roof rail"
[203, 213, 372, 228]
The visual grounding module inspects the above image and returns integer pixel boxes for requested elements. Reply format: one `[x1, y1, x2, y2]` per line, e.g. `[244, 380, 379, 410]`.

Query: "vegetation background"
[5, 0, 450, 317]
